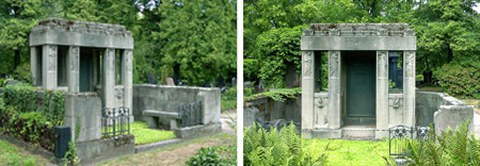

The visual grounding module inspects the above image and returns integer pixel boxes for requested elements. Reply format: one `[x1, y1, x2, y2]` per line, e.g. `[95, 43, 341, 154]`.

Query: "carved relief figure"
[378, 51, 388, 78]
[405, 51, 415, 78]
[48, 45, 57, 71]
[329, 51, 339, 77]
[303, 51, 313, 77]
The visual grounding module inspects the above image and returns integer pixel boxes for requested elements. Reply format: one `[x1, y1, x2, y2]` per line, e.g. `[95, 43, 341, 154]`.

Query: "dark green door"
[80, 53, 92, 92]
[346, 54, 376, 117]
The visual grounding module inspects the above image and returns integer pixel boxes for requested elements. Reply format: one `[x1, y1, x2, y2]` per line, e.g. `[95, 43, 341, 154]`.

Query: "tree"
[0, 0, 50, 72]
[153, 0, 236, 86]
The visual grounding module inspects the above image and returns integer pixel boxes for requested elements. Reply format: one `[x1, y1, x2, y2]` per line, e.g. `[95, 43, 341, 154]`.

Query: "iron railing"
[388, 125, 432, 158]
[102, 107, 130, 138]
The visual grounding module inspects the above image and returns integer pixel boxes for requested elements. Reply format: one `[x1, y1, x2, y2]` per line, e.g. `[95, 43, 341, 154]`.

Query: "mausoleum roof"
[304, 23, 415, 37]
[29, 18, 133, 49]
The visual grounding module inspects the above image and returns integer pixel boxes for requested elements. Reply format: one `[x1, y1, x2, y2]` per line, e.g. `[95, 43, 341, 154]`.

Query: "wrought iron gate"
[102, 107, 130, 138]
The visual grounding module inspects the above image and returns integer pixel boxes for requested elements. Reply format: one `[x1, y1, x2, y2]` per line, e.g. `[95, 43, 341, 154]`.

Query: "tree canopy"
[0, 0, 237, 87]
[246, 0, 480, 98]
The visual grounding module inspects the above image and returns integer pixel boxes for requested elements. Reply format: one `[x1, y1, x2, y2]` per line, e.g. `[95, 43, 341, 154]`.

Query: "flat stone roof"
[301, 23, 416, 51]
[30, 18, 133, 49]
[305, 23, 415, 37]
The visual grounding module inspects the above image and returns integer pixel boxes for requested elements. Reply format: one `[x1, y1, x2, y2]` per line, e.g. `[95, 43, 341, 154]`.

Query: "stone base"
[174, 123, 221, 138]
[302, 129, 342, 139]
[76, 135, 135, 164]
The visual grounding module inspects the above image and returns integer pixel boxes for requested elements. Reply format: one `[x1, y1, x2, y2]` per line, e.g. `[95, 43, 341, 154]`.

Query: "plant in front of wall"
[62, 140, 80, 166]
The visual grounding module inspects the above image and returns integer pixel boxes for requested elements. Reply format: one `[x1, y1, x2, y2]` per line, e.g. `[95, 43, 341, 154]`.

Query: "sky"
[474, 3, 480, 13]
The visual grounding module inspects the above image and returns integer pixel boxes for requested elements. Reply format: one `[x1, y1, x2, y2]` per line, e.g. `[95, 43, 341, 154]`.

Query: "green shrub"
[244, 123, 326, 166]
[405, 121, 480, 165]
[186, 145, 236, 166]
[62, 140, 80, 166]
[255, 26, 305, 88]
[221, 87, 237, 111]
[0, 84, 64, 151]
[433, 60, 480, 99]
[2, 84, 64, 125]
[245, 88, 301, 102]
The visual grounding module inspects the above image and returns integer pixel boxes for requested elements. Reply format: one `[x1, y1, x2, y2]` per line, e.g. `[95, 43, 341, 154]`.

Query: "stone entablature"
[30, 18, 133, 49]
[301, 23, 416, 51]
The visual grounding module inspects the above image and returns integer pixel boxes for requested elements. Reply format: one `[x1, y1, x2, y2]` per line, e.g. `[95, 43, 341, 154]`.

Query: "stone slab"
[173, 123, 221, 138]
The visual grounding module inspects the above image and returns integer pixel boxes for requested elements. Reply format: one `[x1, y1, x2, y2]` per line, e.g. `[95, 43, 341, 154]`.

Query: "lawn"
[0, 139, 50, 166]
[99, 132, 235, 166]
[130, 121, 176, 145]
[305, 139, 390, 166]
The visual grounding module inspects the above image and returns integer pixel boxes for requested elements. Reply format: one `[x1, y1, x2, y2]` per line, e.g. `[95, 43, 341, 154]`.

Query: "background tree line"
[0, 0, 236, 87]
[245, 0, 480, 98]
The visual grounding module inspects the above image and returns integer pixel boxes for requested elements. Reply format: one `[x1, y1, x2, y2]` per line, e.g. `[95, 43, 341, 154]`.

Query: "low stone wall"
[244, 96, 301, 128]
[132, 84, 221, 138]
[64, 93, 102, 142]
[416, 91, 473, 134]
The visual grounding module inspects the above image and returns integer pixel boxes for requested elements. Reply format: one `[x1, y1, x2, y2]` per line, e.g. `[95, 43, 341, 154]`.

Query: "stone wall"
[416, 91, 473, 134]
[64, 93, 102, 142]
[132, 84, 221, 138]
[244, 96, 302, 128]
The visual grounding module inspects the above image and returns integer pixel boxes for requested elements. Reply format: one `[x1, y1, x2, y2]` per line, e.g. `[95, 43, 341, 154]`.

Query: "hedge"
[0, 84, 65, 151]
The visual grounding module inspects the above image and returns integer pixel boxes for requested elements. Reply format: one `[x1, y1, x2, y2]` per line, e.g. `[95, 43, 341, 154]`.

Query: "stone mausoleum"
[299, 23, 474, 139]
[300, 23, 417, 139]
[29, 19, 133, 118]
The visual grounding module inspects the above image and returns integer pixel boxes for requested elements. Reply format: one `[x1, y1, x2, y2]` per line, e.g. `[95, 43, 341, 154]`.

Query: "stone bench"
[142, 110, 182, 129]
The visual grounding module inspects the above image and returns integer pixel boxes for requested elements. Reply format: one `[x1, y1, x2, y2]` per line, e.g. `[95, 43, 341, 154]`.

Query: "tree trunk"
[447, 43, 453, 63]
[423, 70, 433, 84]
[13, 49, 21, 72]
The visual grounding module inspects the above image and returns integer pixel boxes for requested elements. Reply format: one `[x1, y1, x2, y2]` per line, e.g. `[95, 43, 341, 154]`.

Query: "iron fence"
[102, 107, 130, 138]
[388, 125, 432, 158]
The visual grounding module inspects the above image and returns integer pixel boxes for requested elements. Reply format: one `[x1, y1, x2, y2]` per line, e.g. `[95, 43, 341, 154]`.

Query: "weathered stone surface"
[434, 105, 474, 134]
[133, 84, 221, 130]
[64, 93, 102, 142]
[76, 135, 135, 164]
[173, 123, 222, 138]
[29, 18, 133, 49]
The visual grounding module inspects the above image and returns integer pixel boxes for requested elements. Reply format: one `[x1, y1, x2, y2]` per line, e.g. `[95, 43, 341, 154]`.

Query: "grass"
[221, 87, 237, 111]
[130, 121, 176, 145]
[0, 139, 50, 166]
[99, 132, 235, 166]
[304, 139, 389, 166]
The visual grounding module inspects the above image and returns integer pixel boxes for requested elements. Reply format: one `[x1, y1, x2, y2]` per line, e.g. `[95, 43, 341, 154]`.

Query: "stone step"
[341, 126, 376, 139]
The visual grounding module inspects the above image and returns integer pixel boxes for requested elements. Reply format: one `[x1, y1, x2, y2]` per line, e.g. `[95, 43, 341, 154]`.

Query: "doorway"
[344, 51, 376, 125]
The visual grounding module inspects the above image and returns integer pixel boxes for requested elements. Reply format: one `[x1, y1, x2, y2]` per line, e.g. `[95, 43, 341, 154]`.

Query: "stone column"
[404, 51, 416, 126]
[42, 45, 57, 89]
[328, 51, 341, 129]
[30, 47, 38, 86]
[67, 46, 80, 92]
[301, 51, 315, 130]
[104, 48, 116, 108]
[376, 51, 389, 137]
[122, 49, 133, 119]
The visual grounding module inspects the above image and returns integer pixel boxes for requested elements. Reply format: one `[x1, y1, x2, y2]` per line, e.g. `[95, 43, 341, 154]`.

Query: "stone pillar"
[67, 46, 80, 92]
[104, 48, 116, 108]
[301, 51, 315, 130]
[376, 51, 389, 137]
[404, 51, 416, 126]
[328, 51, 341, 129]
[122, 50, 133, 119]
[42, 45, 57, 89]
[30, 47, 38, 86]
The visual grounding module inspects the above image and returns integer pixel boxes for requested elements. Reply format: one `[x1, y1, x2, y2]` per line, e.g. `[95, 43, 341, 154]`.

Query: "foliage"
[244, 58, 260, 82]
[244, 123, 326, 166]
[221, 87, 237, 111]
[0, 84, 64, 151]
[245, 88, 301, 102]
[130, 121, 176, 145]
[62, 140, 80, 166]
[152, 0, 236, 86]
[305, 139, 390, 166]
[186, 145, 236, 166]
[2, 84, 65, 124]
[433, 58, 480, 99]
[254, 26, 304, 88]
[0, 140, 49, 166]
[405, 120, 480, 165]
